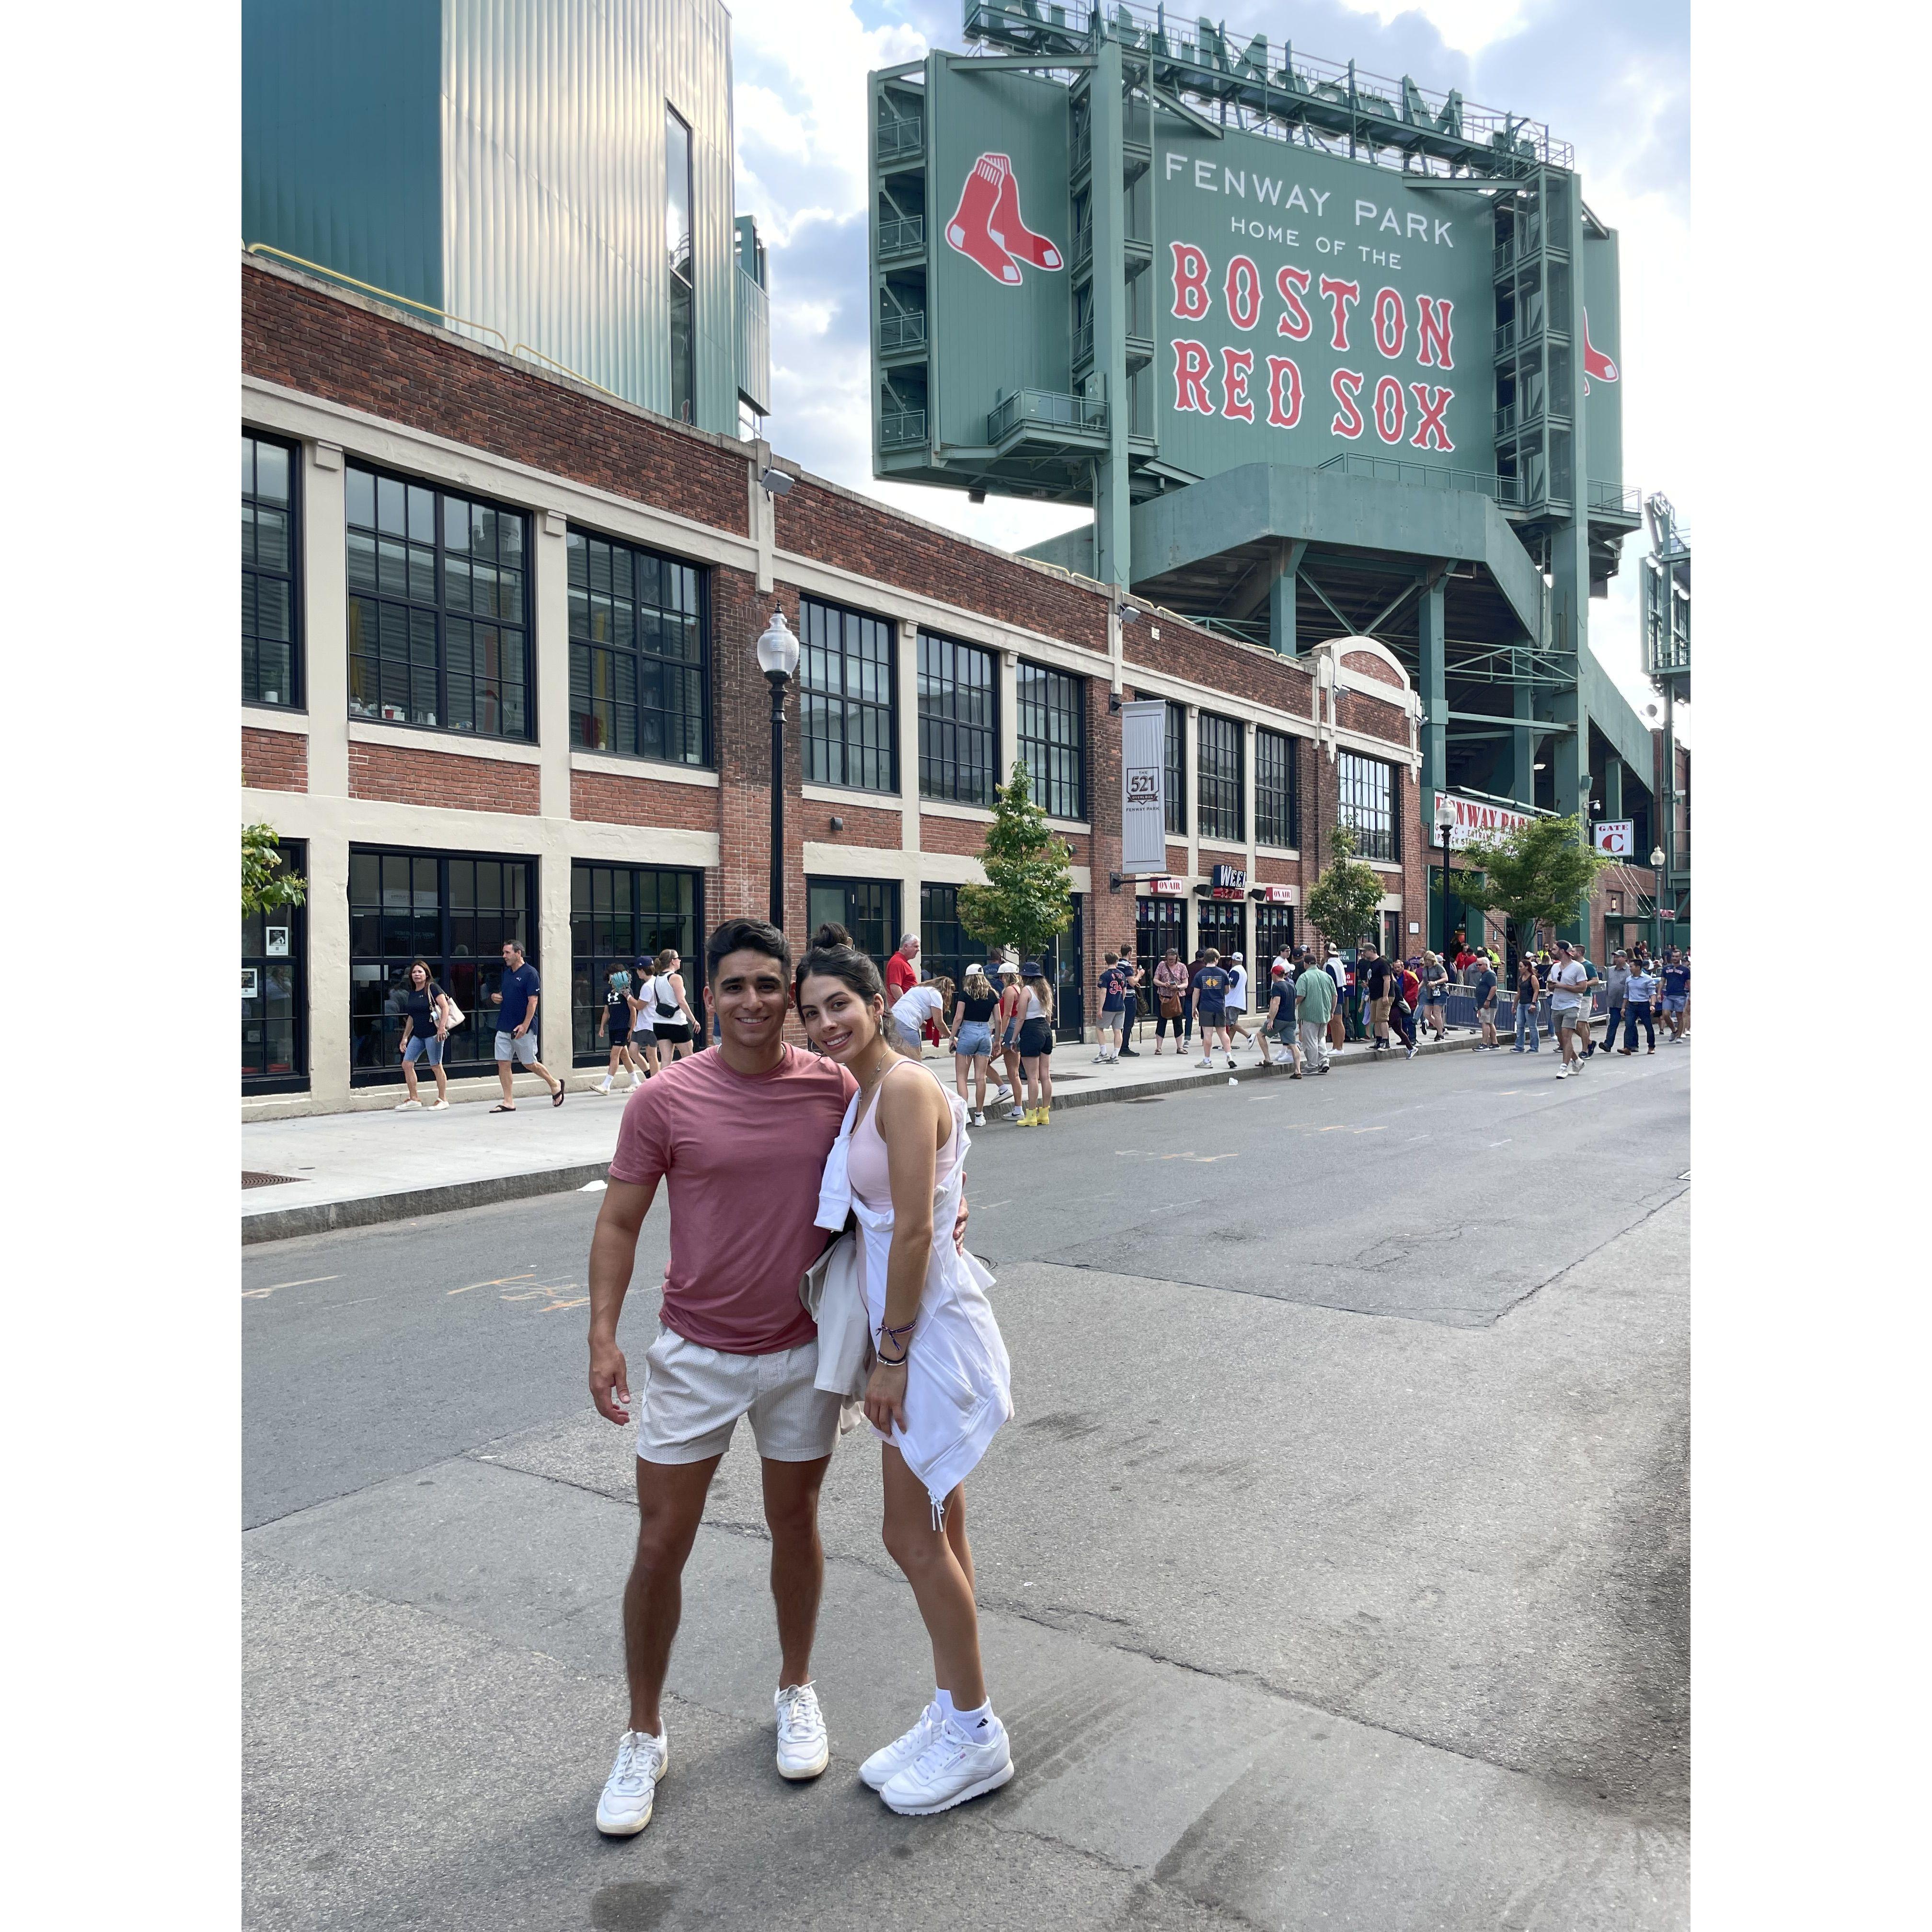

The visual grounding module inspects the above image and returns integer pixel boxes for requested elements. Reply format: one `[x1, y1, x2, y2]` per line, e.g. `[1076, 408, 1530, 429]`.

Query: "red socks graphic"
[945, 153, 1062, 284]
[989, 155, 1061, 270]
[947, 154, 1023, 285]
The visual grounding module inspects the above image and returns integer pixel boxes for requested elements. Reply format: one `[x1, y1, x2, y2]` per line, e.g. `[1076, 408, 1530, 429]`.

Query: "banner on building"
[1120, 700, 1168, 874]
[1592, 819, 1634, 857]
[1433, 790, 1539, 851]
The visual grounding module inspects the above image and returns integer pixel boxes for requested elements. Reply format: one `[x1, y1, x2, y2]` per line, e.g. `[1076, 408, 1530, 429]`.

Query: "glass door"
[806, 878, 901, 985]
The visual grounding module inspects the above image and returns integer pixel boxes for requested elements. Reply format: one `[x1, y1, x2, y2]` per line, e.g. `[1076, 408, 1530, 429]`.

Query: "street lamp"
[1649, 843, 1668, 957]
[756, 610, 800, 928]
[1433, 795, 1458, 958]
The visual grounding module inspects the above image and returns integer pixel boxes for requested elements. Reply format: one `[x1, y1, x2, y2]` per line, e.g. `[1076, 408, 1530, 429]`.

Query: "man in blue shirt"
[492, 938, 564, 1111]
[1193, 949, 1234, 1070]
[1660, 951, 1691, 1042]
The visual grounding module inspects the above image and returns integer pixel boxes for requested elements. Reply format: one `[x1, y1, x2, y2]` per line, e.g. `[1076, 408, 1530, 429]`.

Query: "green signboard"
[1153, 125, 1495, 478]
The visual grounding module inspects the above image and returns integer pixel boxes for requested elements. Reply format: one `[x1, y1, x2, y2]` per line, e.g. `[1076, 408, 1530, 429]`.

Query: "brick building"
[241, 254, 1430, 1114]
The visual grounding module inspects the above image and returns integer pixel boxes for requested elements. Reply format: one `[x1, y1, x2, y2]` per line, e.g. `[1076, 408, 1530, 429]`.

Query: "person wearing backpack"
[597, 964, 640, 1095]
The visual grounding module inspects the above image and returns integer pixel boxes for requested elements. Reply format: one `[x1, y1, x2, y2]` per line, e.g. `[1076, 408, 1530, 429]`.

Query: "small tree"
[958, 759, 1074, 963]
[243, 823, 308, 919]
[1303, 819, 1385, 952]
[1452, 812, 1607, 950]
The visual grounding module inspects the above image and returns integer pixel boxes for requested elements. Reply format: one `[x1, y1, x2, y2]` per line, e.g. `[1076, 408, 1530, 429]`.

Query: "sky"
[727, 0, 1690, 731]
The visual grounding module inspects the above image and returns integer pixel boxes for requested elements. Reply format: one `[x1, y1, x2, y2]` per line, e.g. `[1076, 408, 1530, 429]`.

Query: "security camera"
[760, 467, 793, 497]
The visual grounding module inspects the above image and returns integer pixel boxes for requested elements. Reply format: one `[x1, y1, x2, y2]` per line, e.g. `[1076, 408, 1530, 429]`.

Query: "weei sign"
[1156, 127, 1496, 477]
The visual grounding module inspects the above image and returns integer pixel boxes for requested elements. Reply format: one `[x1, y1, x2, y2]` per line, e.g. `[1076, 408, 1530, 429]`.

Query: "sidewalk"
[240, 1022, 1526, 1242]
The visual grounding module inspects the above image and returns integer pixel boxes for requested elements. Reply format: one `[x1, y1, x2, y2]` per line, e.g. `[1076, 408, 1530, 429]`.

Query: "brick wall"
[918, 813, 992, 857]
[571, 769, 718, 832]
[243, 726, 307, 793]
[348, 742, 539, 815]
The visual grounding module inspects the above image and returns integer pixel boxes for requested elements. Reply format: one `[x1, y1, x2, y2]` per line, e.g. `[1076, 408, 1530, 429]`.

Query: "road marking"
[242, 1274, 340, 1300]
[972, 1199, 1014, 1211]
[1114, 1150, 1241, 1163]
[1488, 1138, 1511, 1147]
[449, 1272, 537, 1297]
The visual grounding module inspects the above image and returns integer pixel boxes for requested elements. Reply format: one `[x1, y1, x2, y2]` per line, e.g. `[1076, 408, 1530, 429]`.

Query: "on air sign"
[1434, 790, 1538, 851]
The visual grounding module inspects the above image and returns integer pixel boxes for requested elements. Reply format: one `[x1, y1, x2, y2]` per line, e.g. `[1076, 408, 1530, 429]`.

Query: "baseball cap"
[997, 960, 1019, 976]
[1230, 951, 1244, 964]
[1326, 943, 1339, 955]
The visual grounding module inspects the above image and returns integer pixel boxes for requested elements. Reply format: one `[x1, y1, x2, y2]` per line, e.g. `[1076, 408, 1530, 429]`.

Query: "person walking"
[588, 919, 906, 1837]
[1295, 951, 1335, 1074]
[1602, 951, 1631, 1062]
[1224, 952, 1254, 1053]
[886, 933, 920, 1008]
[1420, 951, 1449, 1040]
[1392, 958, 1421, 1059]
[794, 927, 1015, 1816]
[1547, 939, 1593, 1078]
[1621, 957, 1660, 1055]
[1118, 956, 1144, 1055]
[994, 962, 1026, 1119]
[1472, 950, 1500, 1051]
[650, 948, 701, 1062]
[1359, 944, 1394, 1052]
[395, 959, 454, 1109]
[490, 939, 564, 1110]
[1013, 962, 1056, 1127]
[1094, 952, 1127, 1063]
[889, 976, 952, 1059]
[950, 966, 999, 1124]
[1184, 946, 1208, 1049]
[627, 957, 661, 1084]
[1192, 948, 1234, 1070]
[1512, 951, 1542, 1053]
[1263, 964, 1300, 1074]
[1661, 950, 1690, 1041]
[1151, 946, 1189, 1055]
[597, 963, 637, 1094]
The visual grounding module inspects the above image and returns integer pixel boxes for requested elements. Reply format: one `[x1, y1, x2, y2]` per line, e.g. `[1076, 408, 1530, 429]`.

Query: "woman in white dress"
[793, 924, 1015, 1817]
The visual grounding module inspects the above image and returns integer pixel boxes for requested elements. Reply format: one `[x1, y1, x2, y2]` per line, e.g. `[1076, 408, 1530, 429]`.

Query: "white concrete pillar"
[302, 439, 351, 1108]
[534, 508, 576, 1073]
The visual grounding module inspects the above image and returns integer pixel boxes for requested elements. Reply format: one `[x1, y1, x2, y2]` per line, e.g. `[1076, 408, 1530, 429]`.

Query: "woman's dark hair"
[793, 922, 885, 1012]
[408, 958, 438, 992]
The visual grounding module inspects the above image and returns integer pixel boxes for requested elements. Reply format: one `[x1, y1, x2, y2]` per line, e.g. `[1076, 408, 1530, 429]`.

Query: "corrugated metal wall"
[242, 0, 444, 313]
[441, 0, 741, 428]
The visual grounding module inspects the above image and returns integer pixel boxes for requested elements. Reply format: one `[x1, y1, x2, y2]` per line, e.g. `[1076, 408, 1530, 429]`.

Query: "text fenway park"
[1167, 241, 1460, 452]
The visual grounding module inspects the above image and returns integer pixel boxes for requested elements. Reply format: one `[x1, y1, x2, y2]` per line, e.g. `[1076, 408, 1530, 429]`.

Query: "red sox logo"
[1582, 310, 1618, 393]
[946, 153, 1062, 285]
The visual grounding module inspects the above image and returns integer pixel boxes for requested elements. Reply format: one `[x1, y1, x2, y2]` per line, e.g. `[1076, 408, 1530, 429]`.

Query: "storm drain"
[242, 1171, 301, 1190]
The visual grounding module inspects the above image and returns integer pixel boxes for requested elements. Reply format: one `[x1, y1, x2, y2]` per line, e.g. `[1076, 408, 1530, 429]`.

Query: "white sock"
[938, 1690, 996, 1738]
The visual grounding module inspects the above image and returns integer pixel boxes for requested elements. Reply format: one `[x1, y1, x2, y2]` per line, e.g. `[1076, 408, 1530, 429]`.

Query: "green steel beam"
[957, 52, 1096, 71]
[1090, 35, 1131, 588]
[1417, 561, 1449, 828]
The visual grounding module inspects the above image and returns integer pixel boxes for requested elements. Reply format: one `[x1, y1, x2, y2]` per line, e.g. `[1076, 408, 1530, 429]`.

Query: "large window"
[667, 106, 695, 423]
[1196, 895, 1246, 963]
[918, 632, 998, 805]
[243, 431, 300, 708]
[1017, 662, 1086, 820]
[568, 529, 709, 766]
[571, 862, 702, 1062]
[801, 598, 897, 792]
[1164, 701, 1187, 836]
[242, 838, 306, 1089]
[919, 882, 970, 993]
[1339, 751, 1399, 862]
[1198, 713, 1244, 843]
[1137, 894, 1186, 989]
[1256, 728, 1298, 848]
[1255, 903, 1297, 967]
[807, 877, 901, 981]
[348, 848, 535, 1082]
[347, 463, 530, 738]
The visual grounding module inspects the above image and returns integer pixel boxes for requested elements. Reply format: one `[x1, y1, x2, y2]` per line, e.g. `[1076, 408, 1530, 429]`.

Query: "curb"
[240, 1025, 1564, 1244]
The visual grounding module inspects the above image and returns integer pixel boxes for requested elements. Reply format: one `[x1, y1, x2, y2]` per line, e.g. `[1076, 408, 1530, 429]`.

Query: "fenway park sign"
[1434, 791, 1539, 851]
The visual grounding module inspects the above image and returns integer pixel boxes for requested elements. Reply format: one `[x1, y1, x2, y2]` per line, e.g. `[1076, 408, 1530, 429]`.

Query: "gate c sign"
[1592, 820, 1634, 858]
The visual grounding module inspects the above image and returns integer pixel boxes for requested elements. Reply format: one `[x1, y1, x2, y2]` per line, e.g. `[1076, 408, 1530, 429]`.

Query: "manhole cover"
[242, 1171, 301, 1190]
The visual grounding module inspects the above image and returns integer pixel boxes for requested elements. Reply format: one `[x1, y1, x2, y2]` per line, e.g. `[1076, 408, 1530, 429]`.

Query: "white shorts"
[636, 1326, 842, 1465]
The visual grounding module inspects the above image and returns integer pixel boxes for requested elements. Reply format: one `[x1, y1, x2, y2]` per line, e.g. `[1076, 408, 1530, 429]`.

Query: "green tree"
[1303, 818, 1386, 951]
[958, 759, 1074, 963]
[1451, 812, 1608, 949]
[243, 823, 308, 919]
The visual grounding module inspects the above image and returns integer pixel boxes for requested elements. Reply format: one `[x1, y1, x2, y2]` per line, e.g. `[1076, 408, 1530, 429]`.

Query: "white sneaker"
[774, 1682, 829, 1780]
[995, 1084, 1013, 1102]
[1196, 1057, 1213, 1069]
[860, 1698, 943, 1792]
[394, 1099, 421, 1111]
[596, 1726, 667, 1836]
[1557, 1066, 1573, 1079]
[971, 1110, 987, 1127]
[597, 1074, 613, 1093]
[430, 1099, 449, 1110]
[1224, 1056, 1237, 1070]
[1005, 1104, 1025, 1122]
[878, 1715, 1015, 1816]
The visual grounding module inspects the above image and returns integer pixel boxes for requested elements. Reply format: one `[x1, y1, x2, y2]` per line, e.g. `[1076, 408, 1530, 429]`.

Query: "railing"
[988, 388, 1108, 443]
[876, 116, 924, 161]
[877, 214, 926, 257]
[880, 309, 927, 352]
[1494, 402, 1517, 436]
[1073, 316, 1094, 364]
[1644, 633, 1691, 678]
[881, 410, 928, 448]
[1072, 225, 1093, 272]
[1588, 479, 1641, 517]
[962, 1, 1571, 173]
[1317, 451, 1524, 508]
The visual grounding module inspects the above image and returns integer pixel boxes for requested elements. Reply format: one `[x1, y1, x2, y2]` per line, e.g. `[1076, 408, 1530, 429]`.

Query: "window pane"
[346, 465, 375, 528]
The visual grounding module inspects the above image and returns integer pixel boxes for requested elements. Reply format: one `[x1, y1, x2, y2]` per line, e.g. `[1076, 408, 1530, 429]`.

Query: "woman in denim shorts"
[950, 964, 1000, 1125]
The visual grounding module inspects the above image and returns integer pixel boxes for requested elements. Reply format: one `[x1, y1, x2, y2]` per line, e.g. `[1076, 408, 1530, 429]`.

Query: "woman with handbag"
[1151, 947, 1188, 1055]
[794, 925, 1015, 1817]
[395, 958, 455, 1108]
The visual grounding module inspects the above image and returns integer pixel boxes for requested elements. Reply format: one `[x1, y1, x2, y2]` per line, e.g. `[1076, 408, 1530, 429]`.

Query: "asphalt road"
[244, 1041, 1691, 1930]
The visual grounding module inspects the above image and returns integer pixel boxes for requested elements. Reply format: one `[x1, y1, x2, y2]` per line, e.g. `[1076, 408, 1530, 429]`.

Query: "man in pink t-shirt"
[586, 918, 858, 1837]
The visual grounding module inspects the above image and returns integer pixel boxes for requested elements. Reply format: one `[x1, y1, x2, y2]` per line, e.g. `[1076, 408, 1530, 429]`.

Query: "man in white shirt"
[1546, 940, 1595, 1079]
[1225, 953, 1256, 1050]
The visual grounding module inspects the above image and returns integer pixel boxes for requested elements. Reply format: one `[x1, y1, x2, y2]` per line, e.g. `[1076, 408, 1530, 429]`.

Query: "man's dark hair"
[704, 917, 792, 988]
[503, 939, 524, 959]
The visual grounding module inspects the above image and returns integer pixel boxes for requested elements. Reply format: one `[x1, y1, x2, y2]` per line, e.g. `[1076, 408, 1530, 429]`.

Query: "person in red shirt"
[885, 934, 920, 1005]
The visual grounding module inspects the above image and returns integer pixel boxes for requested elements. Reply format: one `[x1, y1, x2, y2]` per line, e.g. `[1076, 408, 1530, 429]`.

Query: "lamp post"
[756, 611, 800, 928]
[1649, 844, 1667, 959]
[1433, 794, 1458, 959]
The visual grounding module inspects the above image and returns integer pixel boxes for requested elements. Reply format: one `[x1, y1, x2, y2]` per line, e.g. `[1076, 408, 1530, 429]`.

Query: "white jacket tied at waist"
[813, 1087, 1013, 1514]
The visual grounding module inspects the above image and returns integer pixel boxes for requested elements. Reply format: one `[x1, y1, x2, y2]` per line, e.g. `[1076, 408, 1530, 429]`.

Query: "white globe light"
[756, 610, 799, 678]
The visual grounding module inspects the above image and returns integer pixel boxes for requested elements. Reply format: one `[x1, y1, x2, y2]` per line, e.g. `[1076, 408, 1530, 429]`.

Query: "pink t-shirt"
[608, 1045, 858, 1354]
